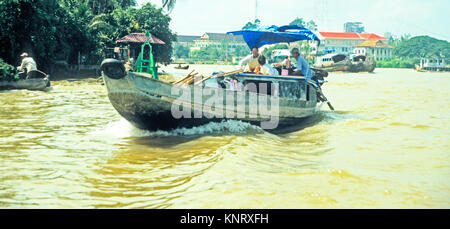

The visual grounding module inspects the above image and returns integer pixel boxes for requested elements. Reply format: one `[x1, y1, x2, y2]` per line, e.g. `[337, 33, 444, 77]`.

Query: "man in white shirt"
[17, 53, 37, 73]
[239, 47, 261, 72]
[256, 55, 279, 76]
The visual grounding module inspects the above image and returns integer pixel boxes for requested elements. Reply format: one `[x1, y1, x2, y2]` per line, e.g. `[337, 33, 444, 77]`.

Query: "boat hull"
[101, 60, 321, 131]
[0, 78, 50, 91]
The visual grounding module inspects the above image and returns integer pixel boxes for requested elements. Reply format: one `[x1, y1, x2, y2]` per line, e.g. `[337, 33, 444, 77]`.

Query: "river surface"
[0, 66, 449, 208]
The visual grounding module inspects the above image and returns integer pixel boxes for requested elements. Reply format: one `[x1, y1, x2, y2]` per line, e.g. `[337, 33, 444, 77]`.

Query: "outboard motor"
[310, 67, 328, 86]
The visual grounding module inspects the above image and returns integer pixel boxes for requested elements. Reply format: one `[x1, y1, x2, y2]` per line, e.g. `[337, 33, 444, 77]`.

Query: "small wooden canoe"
[174, 64, 189, 70]
[0, 70, 50, 91]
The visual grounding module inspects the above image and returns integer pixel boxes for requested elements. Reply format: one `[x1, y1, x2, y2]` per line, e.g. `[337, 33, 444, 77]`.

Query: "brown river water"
[0, 66, 449, 208]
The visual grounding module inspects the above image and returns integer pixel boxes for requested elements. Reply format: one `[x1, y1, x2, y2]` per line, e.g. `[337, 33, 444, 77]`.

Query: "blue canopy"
[227, 25, 320, 49]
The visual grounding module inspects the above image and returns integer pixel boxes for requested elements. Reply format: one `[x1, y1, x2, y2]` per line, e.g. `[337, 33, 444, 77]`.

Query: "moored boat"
[314, 53, 376, 73]
[415, 58, 450, 72]
[347, 54, 376, 73]
[314, 53, 349, 72]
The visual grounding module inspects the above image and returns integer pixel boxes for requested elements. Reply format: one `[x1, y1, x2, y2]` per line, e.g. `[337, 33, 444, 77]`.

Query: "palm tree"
[161, 0, 176, 11]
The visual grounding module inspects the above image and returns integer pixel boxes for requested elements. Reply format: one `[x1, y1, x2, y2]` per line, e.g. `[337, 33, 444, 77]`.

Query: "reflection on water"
[0, 68, 449, 208]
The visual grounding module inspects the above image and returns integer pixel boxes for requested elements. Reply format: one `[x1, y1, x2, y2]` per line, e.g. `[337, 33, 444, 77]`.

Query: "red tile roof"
[318, 32, 386, 40]
[319, 32, 361, 39]
[116, 33, 166, 44]
[359, 33, 386, 40]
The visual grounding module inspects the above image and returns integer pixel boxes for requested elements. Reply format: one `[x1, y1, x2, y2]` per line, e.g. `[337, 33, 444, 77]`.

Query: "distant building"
[314, 32, 387, 55]
[191, 33, 246, 51]
[344, 22, 365, 33]
[176, 35, 201, 46]
[354, 40, 393, 61]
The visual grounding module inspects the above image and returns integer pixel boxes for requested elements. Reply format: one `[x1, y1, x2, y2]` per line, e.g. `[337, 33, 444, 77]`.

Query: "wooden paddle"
[316, 87, 334, 110]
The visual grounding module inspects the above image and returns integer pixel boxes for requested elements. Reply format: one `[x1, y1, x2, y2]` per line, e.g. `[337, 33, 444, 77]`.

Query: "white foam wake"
[95, 118, 263, 138]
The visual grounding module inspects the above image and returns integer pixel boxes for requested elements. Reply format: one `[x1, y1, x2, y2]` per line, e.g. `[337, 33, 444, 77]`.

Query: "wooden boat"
[0, 70, 50, 91]
[314, 53, 376, 73]
[314, 53, 349, 72]
[347, 54, 376, 73]
[101, 59, 331, 131]
[100, 26, 333, 130]
[174, 64, 189, 70]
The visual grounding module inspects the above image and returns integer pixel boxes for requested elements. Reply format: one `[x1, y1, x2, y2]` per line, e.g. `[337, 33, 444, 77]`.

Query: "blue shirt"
[295, 56, 312, 78]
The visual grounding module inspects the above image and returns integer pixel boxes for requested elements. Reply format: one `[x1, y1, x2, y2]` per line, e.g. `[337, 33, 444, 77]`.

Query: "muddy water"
[0, 66, 449, 208]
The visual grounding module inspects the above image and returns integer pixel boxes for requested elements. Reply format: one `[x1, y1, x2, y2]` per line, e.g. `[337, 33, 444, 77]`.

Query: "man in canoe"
[17, 52, 37, 78]
[290, 48, 312, 78]
[239, 46, 261, 72]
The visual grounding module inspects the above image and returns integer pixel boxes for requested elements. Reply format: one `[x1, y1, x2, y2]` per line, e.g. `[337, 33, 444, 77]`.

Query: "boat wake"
[96, 118, 265, 138]
[319, 110, 364, 123]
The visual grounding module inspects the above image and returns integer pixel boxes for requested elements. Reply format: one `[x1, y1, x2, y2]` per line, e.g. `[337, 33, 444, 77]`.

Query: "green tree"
[162, 0, 176, 11]
[305, 20, 318, 31]
[86, 0, 136, 15]
[0, 0, 66, 70]
[262, 44, 289, 62]
[393, 36, 449, 60]
[290, 17, 317, 31]
[242, 19, 261, 29]
[0, 0, 176, 70]
[289, 17, 305, 27]
[174, 44, 190, 58]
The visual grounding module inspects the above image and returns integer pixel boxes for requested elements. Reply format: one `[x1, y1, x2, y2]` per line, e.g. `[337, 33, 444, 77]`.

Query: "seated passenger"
[281, 56, 291, 69]
[255, 55, 279, 76]
[290, 48, 312, 78]
[239, 46, 261, 72]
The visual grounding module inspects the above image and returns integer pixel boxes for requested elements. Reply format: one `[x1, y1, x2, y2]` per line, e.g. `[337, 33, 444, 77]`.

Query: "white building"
[314, 32, 388, 55]
[353, 40, 393, 61]
[191, 33, 246, 51]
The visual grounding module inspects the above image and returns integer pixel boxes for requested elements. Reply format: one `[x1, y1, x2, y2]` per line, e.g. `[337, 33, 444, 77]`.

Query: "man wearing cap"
[17, 53, 37, 74]
[290, 48, 312, 78]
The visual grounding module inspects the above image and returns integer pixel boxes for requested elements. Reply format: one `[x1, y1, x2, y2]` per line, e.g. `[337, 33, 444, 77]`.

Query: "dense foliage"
[0, 0, 176, 71]
[242, 19, 261, 29]
[188, 45, 249, 63]
[289, 17, 317, 31]
[261, 44, 289, 61]
[0, 58, 18, 81]
[376, 58, 417, 68]
[377, 35, 449, 68]
[393, 36, 449, 60]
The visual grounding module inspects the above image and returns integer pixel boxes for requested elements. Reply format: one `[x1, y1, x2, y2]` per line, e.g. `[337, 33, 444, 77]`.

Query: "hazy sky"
[137, 0, 450, 41]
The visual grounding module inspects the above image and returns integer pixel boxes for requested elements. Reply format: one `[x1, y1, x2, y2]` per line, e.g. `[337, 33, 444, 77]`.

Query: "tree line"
[172, 17, 318, 63]
[0, 0, 176, 73]
[378, 35, 450, 68]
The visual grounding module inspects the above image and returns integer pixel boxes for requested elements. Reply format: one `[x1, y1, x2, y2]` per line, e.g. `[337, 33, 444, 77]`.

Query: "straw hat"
[20, 52, 28, 57]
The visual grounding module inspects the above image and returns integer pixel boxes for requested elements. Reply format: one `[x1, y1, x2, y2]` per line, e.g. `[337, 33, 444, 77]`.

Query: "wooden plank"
[194, 69, 242, 85]
[173, 69, 196, 84]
